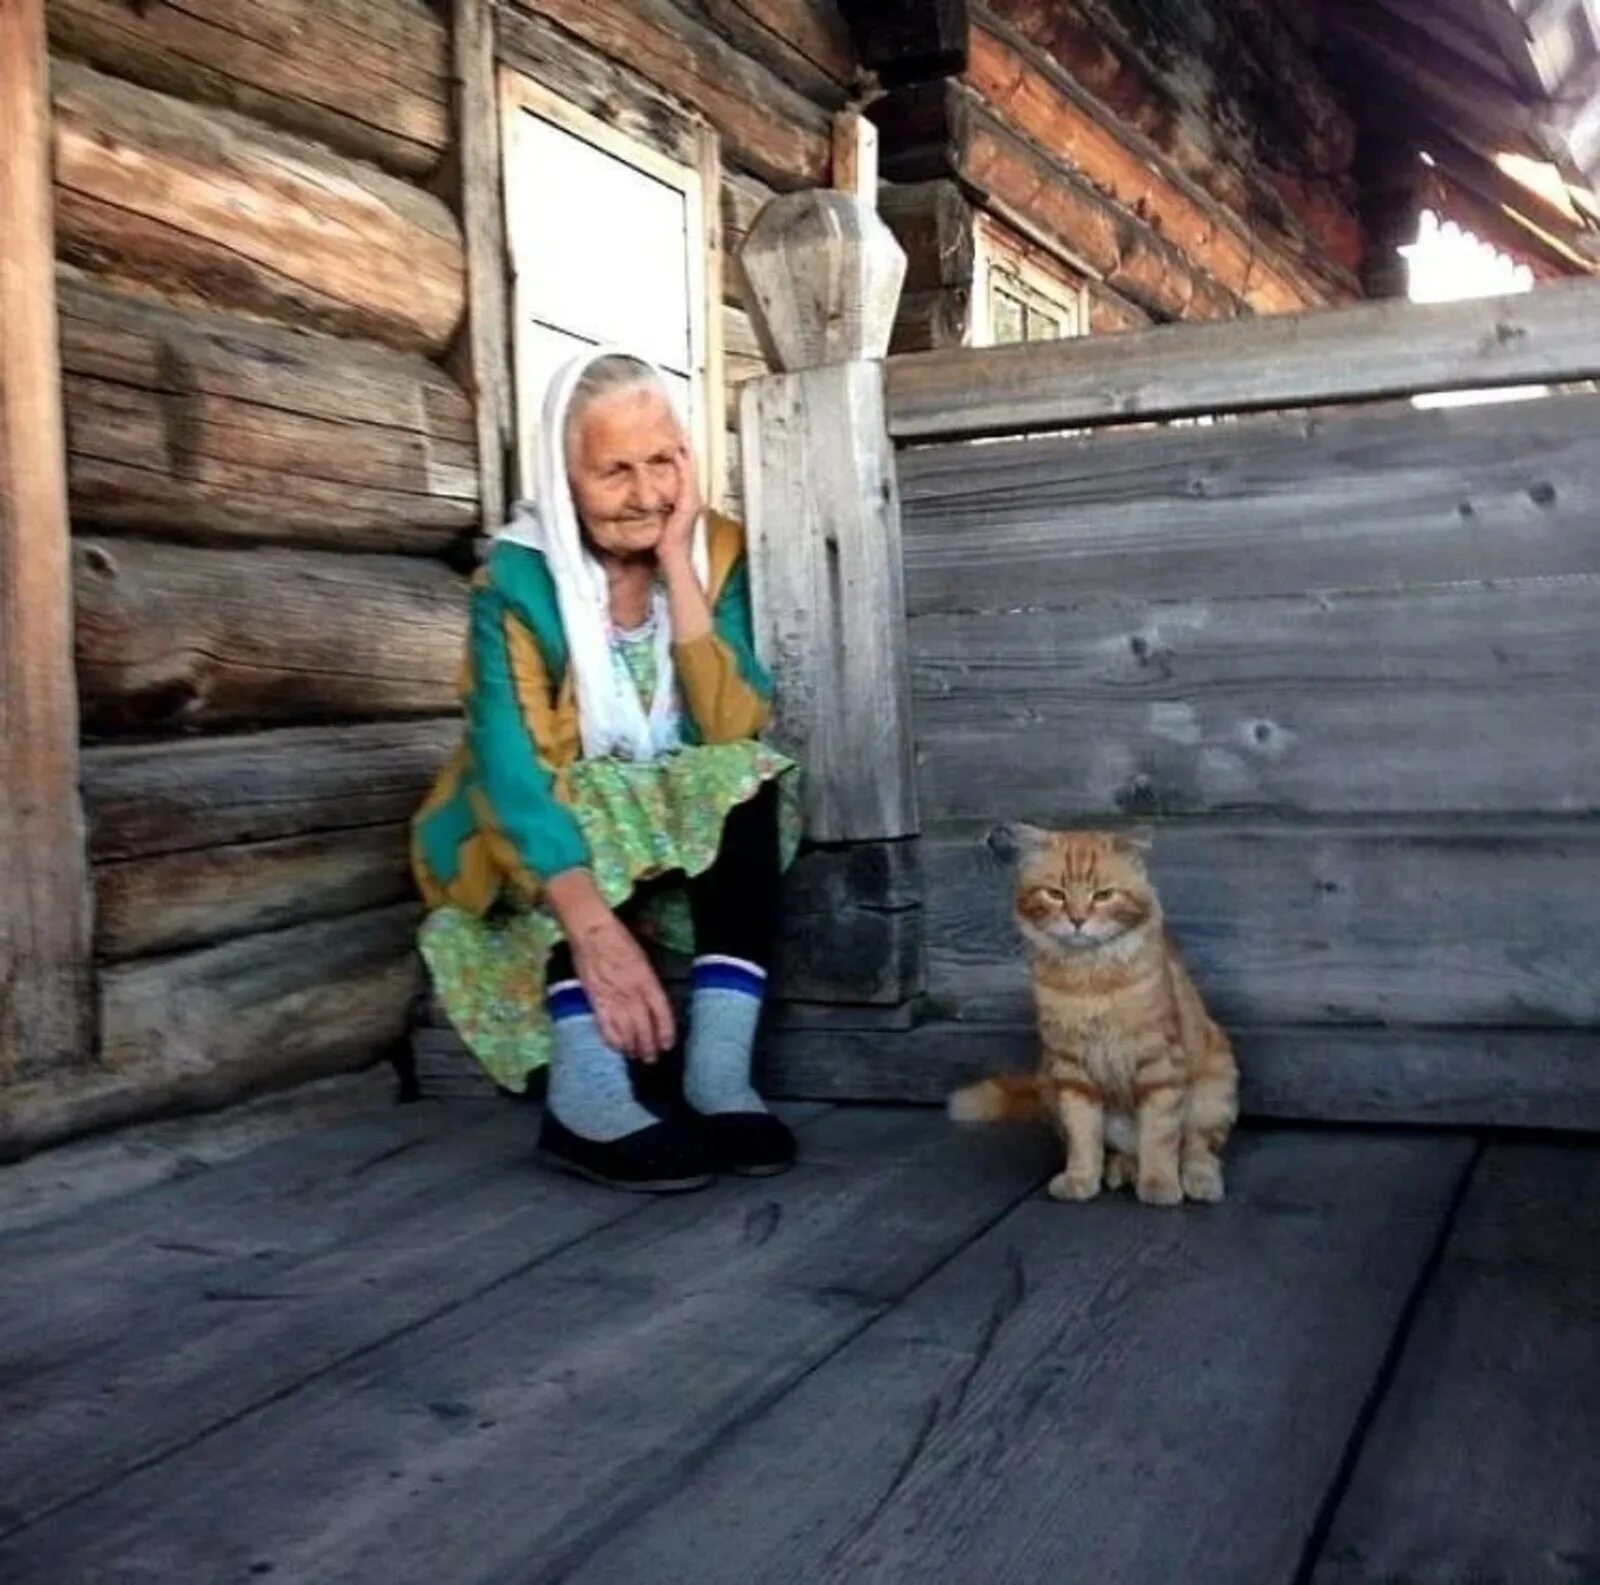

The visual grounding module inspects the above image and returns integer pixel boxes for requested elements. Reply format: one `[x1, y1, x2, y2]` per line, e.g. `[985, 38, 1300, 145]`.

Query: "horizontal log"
[83, 719, 459, 860]
[52, 60, 465, 354]
[58, 274, 477, 551]
[884, 278, 1600, 439]
[983, 0, 1363, 279]
[695, 0, 856, 103]
[504, 0, 830, 188]
[901, 392, 1600, 614]
[759, 1020, 1600, 1131]
[910, 577, 1600, 819]
[879, 181, 976, 295]
[0, 904, 420, 1159]
[96, 823, 415, 960]
[836, 0, 968, 85]
[74, 537, 468, 733]
[919, 822, 1600, 1030]
[965, 22, 1337, 313]
[46, 0, 450, 176]
[890, 287, 972, 354]
[876, 83, 1243, 324]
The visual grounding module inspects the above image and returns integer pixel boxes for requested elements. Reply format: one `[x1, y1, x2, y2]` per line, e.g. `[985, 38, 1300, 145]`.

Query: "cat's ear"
[987, 822, 1052, 865]
[1112, 825, 1155, 859]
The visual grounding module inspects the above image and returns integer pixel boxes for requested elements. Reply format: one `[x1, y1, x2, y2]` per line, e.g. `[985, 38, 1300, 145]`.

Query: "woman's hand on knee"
[571, 915, 675, 1061]
[546, 870, 674, 1061]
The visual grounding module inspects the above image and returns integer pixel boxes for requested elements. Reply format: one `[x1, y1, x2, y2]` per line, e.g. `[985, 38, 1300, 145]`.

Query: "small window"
[971, 219, 1087, 347]
[499, 73, 723, 500]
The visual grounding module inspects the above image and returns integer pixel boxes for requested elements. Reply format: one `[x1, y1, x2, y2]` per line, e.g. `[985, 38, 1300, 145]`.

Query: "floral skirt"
[418, 742, 801, 1092]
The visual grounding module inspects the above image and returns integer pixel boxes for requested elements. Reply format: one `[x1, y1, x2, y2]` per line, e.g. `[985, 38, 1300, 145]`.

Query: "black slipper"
[536, 1110, 714, 1194]
[696, 1110, 797, 1177]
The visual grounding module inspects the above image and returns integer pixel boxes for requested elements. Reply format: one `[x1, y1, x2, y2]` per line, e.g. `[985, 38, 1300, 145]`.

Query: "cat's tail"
[947, 1073, 1046, 1124]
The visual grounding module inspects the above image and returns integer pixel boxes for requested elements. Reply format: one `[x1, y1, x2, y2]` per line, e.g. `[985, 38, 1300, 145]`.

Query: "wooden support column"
[1, 0, 93, 1104]
[737, 181, 914, 841]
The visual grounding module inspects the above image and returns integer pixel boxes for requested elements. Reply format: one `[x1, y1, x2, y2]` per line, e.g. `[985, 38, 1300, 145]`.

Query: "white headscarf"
[497, 347, 709, 763]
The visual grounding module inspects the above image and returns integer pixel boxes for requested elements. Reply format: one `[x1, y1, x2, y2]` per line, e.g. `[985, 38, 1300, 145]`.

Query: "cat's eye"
[1092, 888, 1117, 903]
[1039, 886, 1067, 904]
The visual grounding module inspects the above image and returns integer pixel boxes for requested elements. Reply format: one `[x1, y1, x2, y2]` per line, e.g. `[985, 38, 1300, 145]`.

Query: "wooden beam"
[831, 109, 878, 203]
[885, 277, 1600, 439]
[455, 0, 512, 534]
[0, 0, 92, 1093]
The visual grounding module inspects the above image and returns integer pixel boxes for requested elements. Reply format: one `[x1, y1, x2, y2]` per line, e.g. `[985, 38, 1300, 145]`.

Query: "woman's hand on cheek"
[656, 445, 702, 569]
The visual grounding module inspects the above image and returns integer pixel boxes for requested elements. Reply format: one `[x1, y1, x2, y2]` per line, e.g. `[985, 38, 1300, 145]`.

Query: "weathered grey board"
[1315, 1143, 1600, 1583]
[95, 822, 415, 959]
[82, 719, 458, 860]
[900, 391, 1600, 616]
[0, 1103, 642, 1531]
[885, 276, 1600, 439]
[0, 1109, 1053, 1582]
[910, 579, 1600, 818]
[920, 823, 1600, 1028]
[557, 1132, 1471, 1585]
[761, 1022, 1600, 1131]
[743, 364, 918, 841]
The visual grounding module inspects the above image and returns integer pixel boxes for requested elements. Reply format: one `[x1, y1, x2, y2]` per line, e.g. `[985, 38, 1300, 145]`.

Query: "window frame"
[496, 70, 725, 507]
[970, 216, 1090, 347]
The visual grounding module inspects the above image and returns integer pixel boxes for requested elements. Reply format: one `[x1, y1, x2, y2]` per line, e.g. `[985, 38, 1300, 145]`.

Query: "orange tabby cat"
[949, 825, 1238, 1206]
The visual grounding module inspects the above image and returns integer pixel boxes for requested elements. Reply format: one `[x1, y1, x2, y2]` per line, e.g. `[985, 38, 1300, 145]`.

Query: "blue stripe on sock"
[691, 959, 766, 999]
[547, 983, 593, 1022]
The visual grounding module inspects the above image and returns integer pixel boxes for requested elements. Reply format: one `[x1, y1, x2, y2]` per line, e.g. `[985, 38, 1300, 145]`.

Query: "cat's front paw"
[1181, 1158, 1225, 1203]
[1136, 1172, 1184, 1207]
[1048, 1169, 1101, 1202]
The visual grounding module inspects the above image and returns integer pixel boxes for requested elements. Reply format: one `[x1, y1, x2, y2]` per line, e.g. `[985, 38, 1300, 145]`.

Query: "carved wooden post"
[738, 185, 914, 843]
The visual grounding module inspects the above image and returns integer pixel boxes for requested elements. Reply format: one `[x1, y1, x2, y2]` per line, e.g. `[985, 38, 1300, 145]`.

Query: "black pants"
[546, 780, 783, 987]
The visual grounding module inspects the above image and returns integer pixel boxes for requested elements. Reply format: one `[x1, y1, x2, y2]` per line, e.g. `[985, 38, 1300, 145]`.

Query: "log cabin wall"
[4, 0, 474, 1155]
[862, 0, 1366, 354]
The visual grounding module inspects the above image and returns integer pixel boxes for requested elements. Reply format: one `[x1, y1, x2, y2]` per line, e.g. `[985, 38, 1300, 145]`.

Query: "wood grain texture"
[58, 273, 476, 550]
[74, 537, 468, 733]
[82, 718, 458, 859]
[965, 19, 1338, 313]
[910, 578, 1600, 820]
[743, 364, 917, 840]
[46, 0, 451, 176]
[901, 392, 1600, 616]
[695, 0, 856, 103]
[759, 1020, 1600, 1130]
[0, 0, 92, 1090]
[96, 822, 415, 960]
[0, 1102, 641, 1525]
[456, 0, 511, 535]
[920, 823, 1600, 1029]
[502, 0, 831, 188]
[0, 903, 421, 1158]
[886, 277, 1600, 440]
[560, 1131, 1470, 1585]
[873, 81, 1244, 325]
[0, 1108, 1052, 1580]
[1316, 1143, 1600, 1583]
[52, 59, 465, 354]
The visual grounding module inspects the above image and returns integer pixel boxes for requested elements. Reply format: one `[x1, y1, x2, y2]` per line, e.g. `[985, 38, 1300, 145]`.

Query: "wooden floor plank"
[1314, 1141, 1600, 1584]
[0, 1108, 1053, 1582]
[0, 1099, 636, 1532]
[559, 1131, 1472, 1585]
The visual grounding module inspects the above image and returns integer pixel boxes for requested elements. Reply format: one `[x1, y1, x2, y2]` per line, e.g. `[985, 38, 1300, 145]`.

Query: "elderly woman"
[412, 351, 800, 1193]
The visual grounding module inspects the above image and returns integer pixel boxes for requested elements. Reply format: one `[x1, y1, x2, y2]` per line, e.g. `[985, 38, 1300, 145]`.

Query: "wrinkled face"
[1010, 828, 1157, 953]
[566, 386, 684, 560]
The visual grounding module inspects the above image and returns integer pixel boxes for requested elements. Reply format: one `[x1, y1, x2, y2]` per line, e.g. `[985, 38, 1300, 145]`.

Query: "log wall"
[5, 0, 482, 1156]
[866, 0, 1364, 356]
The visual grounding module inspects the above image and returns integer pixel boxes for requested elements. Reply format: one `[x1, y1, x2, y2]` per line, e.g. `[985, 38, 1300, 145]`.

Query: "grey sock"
[546, 1004, 657, 1143]
[684, 959, 768, 1116]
